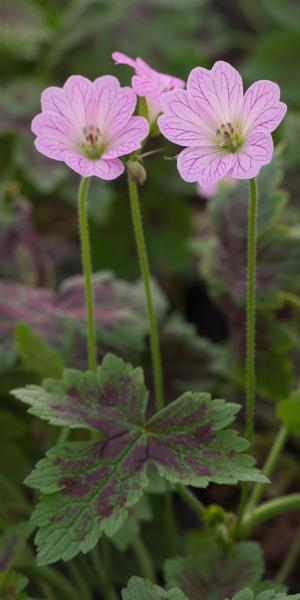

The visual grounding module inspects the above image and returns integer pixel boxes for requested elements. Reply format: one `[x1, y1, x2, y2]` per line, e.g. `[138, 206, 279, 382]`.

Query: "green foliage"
[12, 354, 265, 564]
[164, 542, 264, 600]
[15, 323, 65, 379]
[0, 571, 29, 600]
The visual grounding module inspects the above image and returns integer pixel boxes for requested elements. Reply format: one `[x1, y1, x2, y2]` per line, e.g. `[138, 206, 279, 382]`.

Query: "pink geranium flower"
[112, 51, 185, 125]
[31, 75, 149, 179]
[158, 61, 287, 185]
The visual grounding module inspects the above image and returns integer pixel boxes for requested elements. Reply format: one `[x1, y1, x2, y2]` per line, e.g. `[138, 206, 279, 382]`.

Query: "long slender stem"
[127, 174, 164, 411]
[78, 176, 97, 373]
[90, 547, 118, 600]
[235, 177, 258, 534]
[65, 561, 93, 600]
[132, 537, 156, 583]
[246, 177, 258, 448]
[246, 425, 288, 511]
[275, 527, 300, 584]
[240, 493, 300, 536]
[22, 564, 81, 600]
[176, 484, 206, 523]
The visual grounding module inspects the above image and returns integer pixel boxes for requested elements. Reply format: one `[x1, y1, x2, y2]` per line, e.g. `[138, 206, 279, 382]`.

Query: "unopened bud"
[127, 160, 147, 186]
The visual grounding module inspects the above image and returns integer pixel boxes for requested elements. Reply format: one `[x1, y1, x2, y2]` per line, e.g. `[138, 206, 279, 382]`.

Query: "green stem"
[132, 537, 156, 583]
[235, 177, 258, 534]
[65, 561, 93, 600]
[246, 177, 258, 448]
[78, 176, 97, 373]
[176, 483, 206, 523]
[89, 547, 118, 600]
[127, 174, 164, 411]
[240, 493, 300, 536]
[246, 425, 288, 511]
[275, 527, 300, 584]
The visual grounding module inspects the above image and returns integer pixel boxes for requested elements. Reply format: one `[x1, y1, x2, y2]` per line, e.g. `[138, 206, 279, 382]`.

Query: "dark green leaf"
[15, 323, 65, 379]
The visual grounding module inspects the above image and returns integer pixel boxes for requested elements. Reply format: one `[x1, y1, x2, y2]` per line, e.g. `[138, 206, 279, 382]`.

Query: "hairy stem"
[235, 177, 258, 534]
[246, 425, 288, 512]
[78, 176, 96, 373]
[127, 174, 164, 411]
[246, 177, 258, 447]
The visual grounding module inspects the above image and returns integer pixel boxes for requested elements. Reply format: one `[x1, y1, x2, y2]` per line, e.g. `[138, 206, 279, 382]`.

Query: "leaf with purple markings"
[122, 576, 188, 600]
[164, 542, 264, 600]
[13, 355, 266, 565]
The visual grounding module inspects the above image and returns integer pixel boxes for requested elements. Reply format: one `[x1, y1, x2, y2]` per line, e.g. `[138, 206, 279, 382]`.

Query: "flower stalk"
[127, 172, 164, 411]
[78, 177, 97, 373]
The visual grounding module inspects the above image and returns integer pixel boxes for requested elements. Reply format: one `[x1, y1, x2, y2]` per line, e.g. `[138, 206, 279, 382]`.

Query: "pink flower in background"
[31, 75, 149, 179]
[196, 176, 235, 198]
[158, 61, 287, 185]
[112, 51, 185, 124]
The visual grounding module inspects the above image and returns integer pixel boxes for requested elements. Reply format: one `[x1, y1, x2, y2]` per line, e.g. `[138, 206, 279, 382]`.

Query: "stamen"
[216, 121, 240, 152]
[81, 124, 103, 160]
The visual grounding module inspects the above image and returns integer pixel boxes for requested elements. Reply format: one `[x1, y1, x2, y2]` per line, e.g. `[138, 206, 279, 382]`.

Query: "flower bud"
[127, 160, 147, 186]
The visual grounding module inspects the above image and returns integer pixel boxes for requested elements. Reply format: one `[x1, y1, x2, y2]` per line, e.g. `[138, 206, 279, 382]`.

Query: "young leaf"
[12, 354, 266, 565]
[122, 576, 188, 600]
[15, 322, 65, 379]
[164, 542, 264, 600]
[231, 589, 300, 600]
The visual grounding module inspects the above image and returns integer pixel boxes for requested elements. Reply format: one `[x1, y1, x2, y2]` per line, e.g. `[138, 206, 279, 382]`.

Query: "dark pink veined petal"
[241, 80, 287, 135]
[31, 113, 75, 159]
[103, 116, 149, 159]
[187, 62, 243, 126]
[112, 51, 137, 69]
[158, 89, 214, 146]
[64, 152, 125, 180]
[177, 146, 232, 184]
[93, 76, 137, 138]
[230, 131, 273, 179]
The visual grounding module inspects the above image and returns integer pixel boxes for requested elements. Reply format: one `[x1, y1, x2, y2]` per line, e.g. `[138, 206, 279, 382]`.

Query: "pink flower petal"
[64, 152, 125, 179]
[187, 61, 243, 125]
[93, 76, 137, 138]
[177, 146, 232, 184]
[103, 116, 149, 159]
[230, 131, 273, 179]
[31, 113, 75, 159]
[241, 80, 287, 134]
[112, 51, 137, 69]
[63, 75, 95, 130]
[158, 89, 213, 146]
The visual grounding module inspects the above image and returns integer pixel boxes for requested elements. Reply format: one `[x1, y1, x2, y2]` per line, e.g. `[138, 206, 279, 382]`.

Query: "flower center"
[216, 122, 241, 153]
[82, 125, 104, 160]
